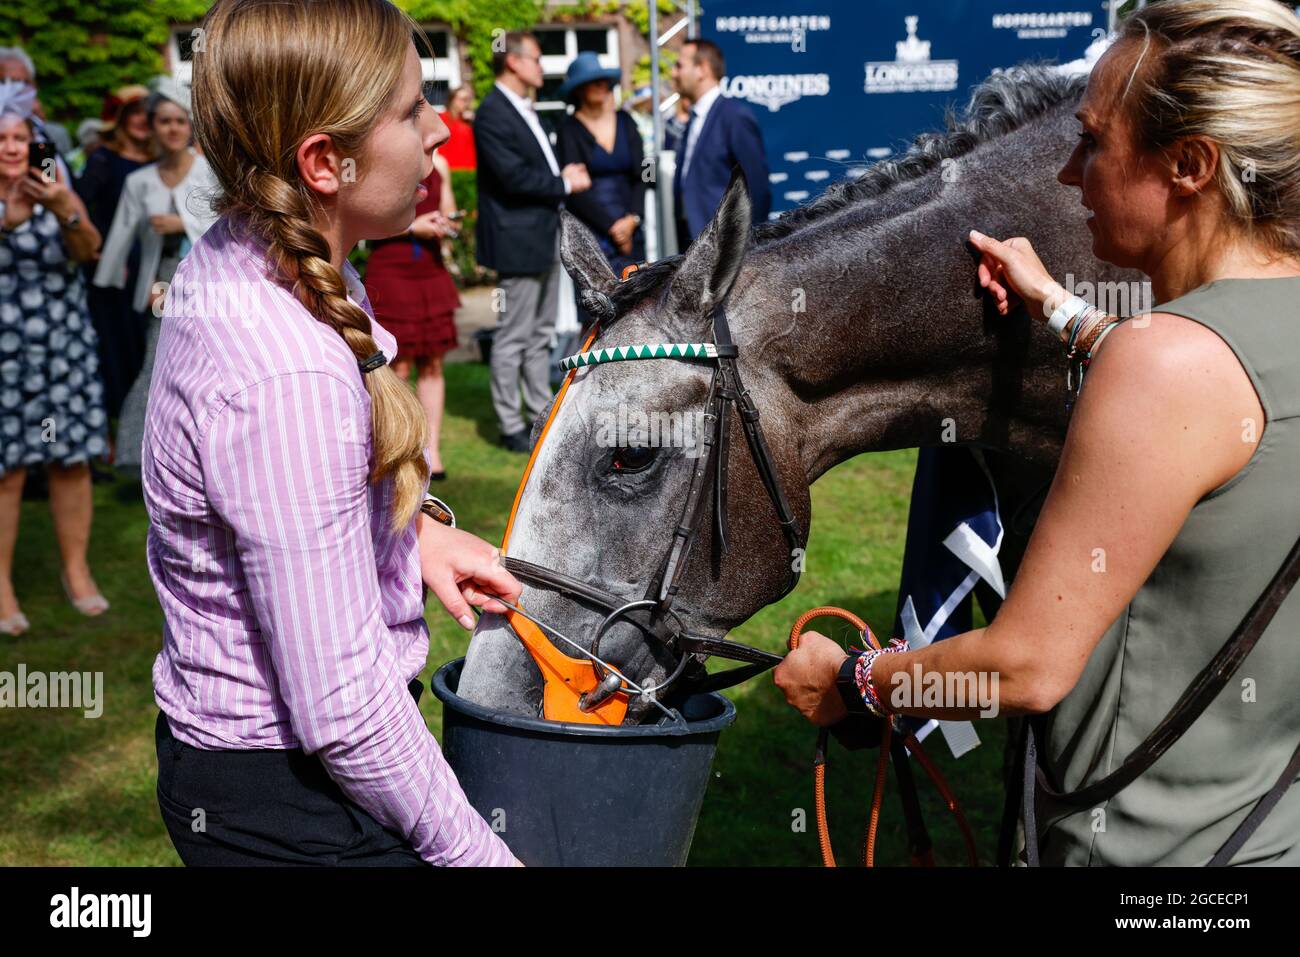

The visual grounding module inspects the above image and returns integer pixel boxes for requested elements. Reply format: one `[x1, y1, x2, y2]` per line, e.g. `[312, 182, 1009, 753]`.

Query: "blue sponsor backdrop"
[703, 0, 1108, 219]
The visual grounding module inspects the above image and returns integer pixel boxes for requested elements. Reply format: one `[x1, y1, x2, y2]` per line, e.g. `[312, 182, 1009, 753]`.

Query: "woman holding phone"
[0, 80, 107, 635]
[148, 0, 521, 865]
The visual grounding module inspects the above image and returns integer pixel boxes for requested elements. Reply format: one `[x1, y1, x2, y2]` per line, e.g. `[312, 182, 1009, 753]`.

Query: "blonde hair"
[1120, 0, 1300, 257]
[192, 0, 430, 529]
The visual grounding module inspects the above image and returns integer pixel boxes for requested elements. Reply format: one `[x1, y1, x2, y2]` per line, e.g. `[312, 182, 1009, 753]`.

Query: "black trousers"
[155, 680, 430, 867]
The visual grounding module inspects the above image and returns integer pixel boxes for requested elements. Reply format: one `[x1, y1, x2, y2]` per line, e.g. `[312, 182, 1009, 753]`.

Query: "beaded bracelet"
[853, 636, 910, 718]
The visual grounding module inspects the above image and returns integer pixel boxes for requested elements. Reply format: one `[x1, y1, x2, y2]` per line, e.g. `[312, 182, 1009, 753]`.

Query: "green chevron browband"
[558, 342, 726, 371]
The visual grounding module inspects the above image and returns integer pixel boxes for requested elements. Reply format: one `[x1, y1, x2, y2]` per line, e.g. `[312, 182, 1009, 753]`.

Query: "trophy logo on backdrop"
[864, 15, 960, 94]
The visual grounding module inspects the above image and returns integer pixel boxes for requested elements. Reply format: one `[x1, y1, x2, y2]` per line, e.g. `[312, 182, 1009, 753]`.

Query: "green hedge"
[4, 1, 675, 125]
[448, 168, 481, 286]
[407, 0, 544, 98]
[1, 0, 209, 124]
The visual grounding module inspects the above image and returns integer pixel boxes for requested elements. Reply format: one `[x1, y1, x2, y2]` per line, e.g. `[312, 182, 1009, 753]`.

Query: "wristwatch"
[835, 652, 871, 715]
[421, 493, 455, 528]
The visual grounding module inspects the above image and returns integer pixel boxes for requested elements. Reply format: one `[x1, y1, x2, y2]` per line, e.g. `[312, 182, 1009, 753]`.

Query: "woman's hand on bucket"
[774, 631, 849, 727]
[968, 230, 1067, 321]
[418, 521, 521, 631]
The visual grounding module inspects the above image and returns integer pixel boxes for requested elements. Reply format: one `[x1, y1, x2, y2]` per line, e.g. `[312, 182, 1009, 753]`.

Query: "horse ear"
[666, 166, 752, 319]
[560, 209, 618, 298]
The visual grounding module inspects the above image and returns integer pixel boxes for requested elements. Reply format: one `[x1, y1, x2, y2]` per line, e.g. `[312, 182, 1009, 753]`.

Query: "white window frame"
[166, 25, 199, 90]
[416, 25, 461, 92]
[164, 23, 461, 98]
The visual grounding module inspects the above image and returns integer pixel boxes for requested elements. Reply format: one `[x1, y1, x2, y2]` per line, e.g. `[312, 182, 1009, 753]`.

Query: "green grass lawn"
[0, 361, 1008, 866]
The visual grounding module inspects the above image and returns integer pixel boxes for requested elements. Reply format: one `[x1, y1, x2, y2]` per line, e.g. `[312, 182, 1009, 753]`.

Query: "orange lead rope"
[789, 607, 980, 867]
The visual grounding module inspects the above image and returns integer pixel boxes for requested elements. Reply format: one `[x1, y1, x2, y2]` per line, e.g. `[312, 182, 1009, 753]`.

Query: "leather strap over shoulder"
[1022, 532, 1300, 865]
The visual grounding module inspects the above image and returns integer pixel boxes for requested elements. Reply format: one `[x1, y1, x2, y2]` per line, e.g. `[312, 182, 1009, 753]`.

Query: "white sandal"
[61, 575, 109, 616]
[0, 611, 29, 636]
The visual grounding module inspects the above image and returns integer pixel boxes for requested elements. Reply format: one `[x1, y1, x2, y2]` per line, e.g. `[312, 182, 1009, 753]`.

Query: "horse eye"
[610, 446, 657, 474]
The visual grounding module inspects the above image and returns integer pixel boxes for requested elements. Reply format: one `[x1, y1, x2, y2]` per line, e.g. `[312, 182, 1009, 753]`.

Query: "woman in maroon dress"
[363, 152, 459, 478]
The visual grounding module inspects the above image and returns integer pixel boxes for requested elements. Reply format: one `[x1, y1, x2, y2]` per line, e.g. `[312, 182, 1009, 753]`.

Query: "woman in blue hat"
[555, 50, 645, 301]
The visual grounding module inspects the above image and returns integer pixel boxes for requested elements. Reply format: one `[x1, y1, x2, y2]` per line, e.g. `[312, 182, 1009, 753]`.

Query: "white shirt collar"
[495, 80, 534, 113]
[690, 84, 723, 122]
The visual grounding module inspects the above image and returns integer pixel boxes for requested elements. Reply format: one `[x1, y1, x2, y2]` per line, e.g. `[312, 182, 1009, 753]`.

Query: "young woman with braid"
[146, 0, 522, 865]
[779, 0, 1300, 865]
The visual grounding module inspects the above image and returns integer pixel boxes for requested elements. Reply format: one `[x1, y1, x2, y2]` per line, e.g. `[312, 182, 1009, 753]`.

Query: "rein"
[790, 607, 979, 867]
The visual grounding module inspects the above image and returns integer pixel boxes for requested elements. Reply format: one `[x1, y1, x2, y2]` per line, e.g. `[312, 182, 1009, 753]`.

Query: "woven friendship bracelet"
[1070, 308, 1110, 354]
[1064, 304, 1098, 351]
[558, 342, 730, 371]
[853, 636, 910, 718]
[1066, 317, 1125, 406]
[1077, 315, 1121, 356]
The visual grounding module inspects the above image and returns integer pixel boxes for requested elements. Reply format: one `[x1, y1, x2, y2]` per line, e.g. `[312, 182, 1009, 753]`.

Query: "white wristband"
[1048, 295, 1090, 341]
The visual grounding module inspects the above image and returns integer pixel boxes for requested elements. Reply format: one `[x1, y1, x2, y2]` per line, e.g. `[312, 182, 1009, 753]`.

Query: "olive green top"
[1039, 277, 1300, 866]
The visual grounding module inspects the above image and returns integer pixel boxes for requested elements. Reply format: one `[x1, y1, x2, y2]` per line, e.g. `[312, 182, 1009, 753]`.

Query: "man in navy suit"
[671, 39, 771, 243]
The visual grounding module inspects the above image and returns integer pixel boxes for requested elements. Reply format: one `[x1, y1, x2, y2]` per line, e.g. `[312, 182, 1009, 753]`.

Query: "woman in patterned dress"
[0, 82, 109, 635]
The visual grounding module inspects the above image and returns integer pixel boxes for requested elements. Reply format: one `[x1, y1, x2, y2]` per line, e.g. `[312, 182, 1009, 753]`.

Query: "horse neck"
[729, 159, 1076, 483]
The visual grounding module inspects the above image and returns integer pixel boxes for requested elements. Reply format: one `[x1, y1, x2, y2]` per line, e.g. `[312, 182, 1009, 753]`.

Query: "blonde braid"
[243, 171, 429, 529]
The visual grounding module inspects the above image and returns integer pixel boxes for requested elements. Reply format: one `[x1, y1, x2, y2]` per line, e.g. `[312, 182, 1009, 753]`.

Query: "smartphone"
[28, 141, 57, 181]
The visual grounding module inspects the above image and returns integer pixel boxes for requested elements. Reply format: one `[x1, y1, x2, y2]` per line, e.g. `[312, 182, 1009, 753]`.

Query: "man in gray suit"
[475, 32, 590, 452]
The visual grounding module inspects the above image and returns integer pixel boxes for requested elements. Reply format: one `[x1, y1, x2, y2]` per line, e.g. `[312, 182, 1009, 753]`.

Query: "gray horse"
[460, 66, 1140, 719]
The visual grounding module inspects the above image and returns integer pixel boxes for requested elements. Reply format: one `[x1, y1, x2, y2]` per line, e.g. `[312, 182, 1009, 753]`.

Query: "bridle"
[495, 278, 805, 727]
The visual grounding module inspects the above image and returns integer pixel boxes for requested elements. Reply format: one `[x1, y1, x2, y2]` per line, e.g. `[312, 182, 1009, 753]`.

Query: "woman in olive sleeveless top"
[776, 0, 1300, 865]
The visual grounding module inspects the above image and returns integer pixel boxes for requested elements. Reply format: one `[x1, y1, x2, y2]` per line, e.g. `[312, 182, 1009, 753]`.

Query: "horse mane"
[752, 64, 1086, 243]
[608, 64, 1086, 315]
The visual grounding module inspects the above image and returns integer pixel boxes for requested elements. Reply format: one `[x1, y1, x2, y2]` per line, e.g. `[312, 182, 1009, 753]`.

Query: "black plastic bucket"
[432, 658, 736, 866]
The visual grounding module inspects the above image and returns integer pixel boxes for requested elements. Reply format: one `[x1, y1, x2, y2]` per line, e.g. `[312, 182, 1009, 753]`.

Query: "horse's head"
[457, 66, 1138, 721]
[459, 174, 812, 721]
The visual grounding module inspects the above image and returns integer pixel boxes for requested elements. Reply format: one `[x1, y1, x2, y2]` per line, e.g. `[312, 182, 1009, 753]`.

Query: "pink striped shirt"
[145, 215, 511, 867]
